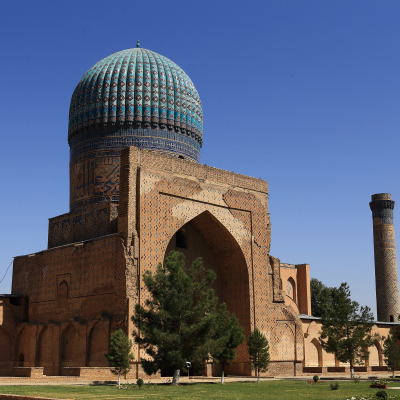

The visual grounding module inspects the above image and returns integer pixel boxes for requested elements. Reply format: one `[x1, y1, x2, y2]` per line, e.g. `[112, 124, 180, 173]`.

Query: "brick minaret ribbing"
[370, 193, 400, 322]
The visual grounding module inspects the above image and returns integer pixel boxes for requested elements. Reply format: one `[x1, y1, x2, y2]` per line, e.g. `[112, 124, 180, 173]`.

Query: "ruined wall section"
[48, 202, 118, 248]
[12, 235, 127, 327]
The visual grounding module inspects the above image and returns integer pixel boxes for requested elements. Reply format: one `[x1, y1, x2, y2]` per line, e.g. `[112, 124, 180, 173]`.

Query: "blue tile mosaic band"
[70, 127, 200, 163]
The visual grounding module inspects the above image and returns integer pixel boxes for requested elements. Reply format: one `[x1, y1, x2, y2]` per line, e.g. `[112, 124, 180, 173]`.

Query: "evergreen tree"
[383, 328, 400, 378]
[319, 282, 379, 378]
[247, 327, 270, 383]
[311, 278, 336, 317]
[105, 329, 134, 388]
[211, 302, 244, 384]
[132, 251, 218, 384]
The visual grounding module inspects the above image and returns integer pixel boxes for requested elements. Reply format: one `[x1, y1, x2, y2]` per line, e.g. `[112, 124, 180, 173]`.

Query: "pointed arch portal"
[164, 211, 252, 375]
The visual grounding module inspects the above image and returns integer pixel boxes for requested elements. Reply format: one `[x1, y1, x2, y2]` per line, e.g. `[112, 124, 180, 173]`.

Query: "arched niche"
[60, 324, 79, 367]
[57, 281, 69, 309]
[308, 338, 323, 367]
[0, 326, 12, 373]
[36, 326, 53, 374]
[164, 211, 251, 366]
[15, 327, 29, 367]
[286, 278, 296, 302]
[87, 321, 109, 367]
[368, 341, 382, 366]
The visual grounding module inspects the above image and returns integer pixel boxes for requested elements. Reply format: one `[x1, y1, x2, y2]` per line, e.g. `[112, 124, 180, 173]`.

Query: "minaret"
[370, 193, 400, 322]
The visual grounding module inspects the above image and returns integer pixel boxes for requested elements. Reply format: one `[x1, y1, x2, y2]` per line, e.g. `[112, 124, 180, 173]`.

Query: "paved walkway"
[0, 374, 396, 386]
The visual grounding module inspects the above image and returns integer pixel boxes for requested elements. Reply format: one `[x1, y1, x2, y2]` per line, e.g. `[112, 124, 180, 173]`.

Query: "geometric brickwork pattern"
[69, 153, 120, 210]
[2, 147, 397, 378]
[117, 147, 304, 376]
[370, 193, 400, 322]
[48, 202, 118, 247]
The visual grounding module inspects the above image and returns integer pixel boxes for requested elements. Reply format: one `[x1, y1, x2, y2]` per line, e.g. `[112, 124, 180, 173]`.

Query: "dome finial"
[136, 39, 140, 48]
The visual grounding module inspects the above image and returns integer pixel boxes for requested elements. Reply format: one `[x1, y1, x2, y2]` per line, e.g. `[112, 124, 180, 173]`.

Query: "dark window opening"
[176, 229, 187, 249]
[178, 155, 184, 159]
[390, 315, 394, 322]
[19, 353, 24, 367]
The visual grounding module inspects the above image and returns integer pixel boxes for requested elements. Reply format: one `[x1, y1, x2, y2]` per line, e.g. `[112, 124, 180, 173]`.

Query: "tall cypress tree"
[105, 329, 134, 388]
[247, 328, 270, 383]
[132, 251, 218, 384]
[211, 302, 244, 384]
[383, 328, 400, 378]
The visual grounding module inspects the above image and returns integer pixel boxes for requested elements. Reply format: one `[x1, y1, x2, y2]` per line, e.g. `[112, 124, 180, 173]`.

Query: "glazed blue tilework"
[70, 128, 200, 163]
[68, 48, 203, 152]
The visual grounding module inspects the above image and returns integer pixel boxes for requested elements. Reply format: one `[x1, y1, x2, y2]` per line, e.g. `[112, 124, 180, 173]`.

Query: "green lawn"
[0, 380, 398, 400]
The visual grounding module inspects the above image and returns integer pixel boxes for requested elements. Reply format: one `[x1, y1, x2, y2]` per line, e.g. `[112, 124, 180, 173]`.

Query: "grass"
[0, 380, 398, 400]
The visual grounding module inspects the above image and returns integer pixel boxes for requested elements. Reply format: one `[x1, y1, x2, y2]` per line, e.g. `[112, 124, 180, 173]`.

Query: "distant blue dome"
[68, 47, 203, 162]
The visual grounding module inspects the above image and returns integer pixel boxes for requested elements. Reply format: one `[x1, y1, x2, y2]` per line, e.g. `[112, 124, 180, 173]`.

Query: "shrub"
[330, 382, 339, 390]
[313, 375, 319, 383]
[375, 390, 388, 399]
[137, 378, 144, 388]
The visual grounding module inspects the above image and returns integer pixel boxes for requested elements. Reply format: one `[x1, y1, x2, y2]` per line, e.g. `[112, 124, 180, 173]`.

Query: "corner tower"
[370, 193, 400, 322]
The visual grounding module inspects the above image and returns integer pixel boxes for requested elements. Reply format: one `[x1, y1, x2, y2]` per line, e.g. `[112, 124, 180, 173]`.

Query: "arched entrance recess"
[87, 321, 109, 367]
[164, 211, 252, 375]
[0, 326, 12, 375]
[60, 324, 79, 368]
[36, 326, 53, 375]
[15, 327, 29, 368]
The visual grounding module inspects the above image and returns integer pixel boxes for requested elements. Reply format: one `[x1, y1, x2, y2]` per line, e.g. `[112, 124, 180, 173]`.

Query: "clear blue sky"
[1, 0, 399, 318]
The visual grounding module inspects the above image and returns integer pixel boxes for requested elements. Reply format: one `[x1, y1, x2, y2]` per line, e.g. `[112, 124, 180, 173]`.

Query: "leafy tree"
[247, 327, 270, 383]
[132, 251, 218, 384]
[105, 329, 134, 388]
[311, 278, 335, 317]
[211, 302, 244, 384]
[383, 328, 400, 378]
[319, 282, 379, 378]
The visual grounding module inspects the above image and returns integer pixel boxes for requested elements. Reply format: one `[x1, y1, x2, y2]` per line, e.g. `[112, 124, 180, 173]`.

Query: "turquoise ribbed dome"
[68, 48, 203, 161]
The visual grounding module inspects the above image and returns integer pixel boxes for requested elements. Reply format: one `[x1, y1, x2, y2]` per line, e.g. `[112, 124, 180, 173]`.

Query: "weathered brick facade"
[1, 45, 398, 380]
[0, 146, 315, 378]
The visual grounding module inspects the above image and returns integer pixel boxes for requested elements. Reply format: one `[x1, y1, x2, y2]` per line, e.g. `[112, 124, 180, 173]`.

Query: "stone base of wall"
[12, 368, 44, 378]
[303, 366, 388, 375]
[61, 364, 162, 380]
[0, 368, 12, 377]
[268, 361, 302, 376]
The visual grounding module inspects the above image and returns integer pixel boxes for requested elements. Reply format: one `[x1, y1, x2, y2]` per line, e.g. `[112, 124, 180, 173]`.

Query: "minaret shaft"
[370, 193, 400, 322]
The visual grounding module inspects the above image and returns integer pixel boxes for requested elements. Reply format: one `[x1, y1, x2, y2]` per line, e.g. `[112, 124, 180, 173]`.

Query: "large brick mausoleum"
[0, 45, 399, 379]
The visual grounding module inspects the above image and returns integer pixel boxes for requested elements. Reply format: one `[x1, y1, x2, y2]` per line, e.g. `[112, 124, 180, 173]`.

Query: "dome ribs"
[148, 50, 160, 127]
[67, 47, 203, 158]
[134, 49, 143, 122]
[116, 51, 129, 124]
[142, 50, 151, 125]
[126, 51, 136, 123]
